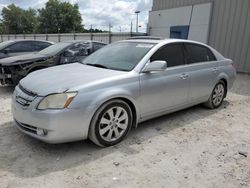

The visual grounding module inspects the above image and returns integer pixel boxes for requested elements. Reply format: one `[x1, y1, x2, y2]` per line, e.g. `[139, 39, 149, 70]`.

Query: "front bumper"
[12, 94, 96, 144]
[0, 66, 12, 85]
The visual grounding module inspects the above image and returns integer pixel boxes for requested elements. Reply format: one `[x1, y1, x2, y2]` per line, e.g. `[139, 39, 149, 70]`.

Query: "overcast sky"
[0, 0, 153, 32]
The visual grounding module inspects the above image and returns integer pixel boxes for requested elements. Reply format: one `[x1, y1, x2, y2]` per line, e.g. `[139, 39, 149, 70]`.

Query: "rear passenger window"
[150, 43, 185, 67]
[185, 43, 216, 64]
[35, 41, 51, 51]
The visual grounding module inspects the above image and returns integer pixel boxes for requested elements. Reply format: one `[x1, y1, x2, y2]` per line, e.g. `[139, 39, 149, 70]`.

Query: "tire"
[204, 81, 226, 109]
[89, 99, 133, 147]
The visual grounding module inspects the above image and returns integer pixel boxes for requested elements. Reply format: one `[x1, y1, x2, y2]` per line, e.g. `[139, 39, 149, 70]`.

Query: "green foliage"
[1, 4, 38, 34]
[0, 1, 105, 34]
[37, 0, 83, 33]
[0, 22, 6, 34]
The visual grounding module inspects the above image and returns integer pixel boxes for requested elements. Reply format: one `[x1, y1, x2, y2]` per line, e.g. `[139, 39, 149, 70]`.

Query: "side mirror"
[63, 50, 74, 57]
[3, 48, 10, 54]
[142, 60, 167, 73]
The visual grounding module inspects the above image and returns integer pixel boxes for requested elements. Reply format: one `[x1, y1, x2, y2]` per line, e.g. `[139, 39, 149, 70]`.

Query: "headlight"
[37, 92, 77, 110]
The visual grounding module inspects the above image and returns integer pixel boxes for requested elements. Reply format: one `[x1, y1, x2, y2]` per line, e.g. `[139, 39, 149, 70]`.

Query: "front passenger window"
[150, 43, 185, 67]
[68, 43, 89, 56]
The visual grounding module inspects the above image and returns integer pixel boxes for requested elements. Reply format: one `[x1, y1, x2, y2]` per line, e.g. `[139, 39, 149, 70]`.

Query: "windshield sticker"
[136, 44, 154, 48]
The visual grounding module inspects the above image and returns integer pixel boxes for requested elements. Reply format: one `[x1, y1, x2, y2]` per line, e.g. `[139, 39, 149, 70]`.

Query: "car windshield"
[0, 41, 14, 50]
[81, 42, 155, 71]
[38, 42, 71, 56]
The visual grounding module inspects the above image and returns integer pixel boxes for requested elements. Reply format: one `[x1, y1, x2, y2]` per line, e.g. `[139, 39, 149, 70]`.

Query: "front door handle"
[212, 67, 218, 73]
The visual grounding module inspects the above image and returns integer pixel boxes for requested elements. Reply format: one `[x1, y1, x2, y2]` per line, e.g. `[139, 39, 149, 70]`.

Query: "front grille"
[15, 120, 37, 134]
[15, 84, 37, 108]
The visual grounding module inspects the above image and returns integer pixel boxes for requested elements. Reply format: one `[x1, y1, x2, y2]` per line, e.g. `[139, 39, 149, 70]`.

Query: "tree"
[0, 21, 6, 34]
[1, 4, 38, 34]
[37, 0, 83, 33]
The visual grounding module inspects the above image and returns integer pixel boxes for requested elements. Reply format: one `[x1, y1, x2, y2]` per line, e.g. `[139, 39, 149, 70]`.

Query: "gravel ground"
[0, 74, 250, 188]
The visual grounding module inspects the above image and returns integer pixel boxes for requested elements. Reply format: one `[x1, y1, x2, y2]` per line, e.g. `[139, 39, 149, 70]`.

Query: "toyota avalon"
[12, 38, 236, 147]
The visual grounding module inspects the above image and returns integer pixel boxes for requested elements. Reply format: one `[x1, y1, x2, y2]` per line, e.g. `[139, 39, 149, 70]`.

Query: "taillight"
[231, 63, 236, 70]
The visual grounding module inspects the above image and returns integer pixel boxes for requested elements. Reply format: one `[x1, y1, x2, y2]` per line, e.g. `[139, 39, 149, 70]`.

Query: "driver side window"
[8, 41, 35, 53]
[150, 43, 185, 67]
[67, 43, 89, 56]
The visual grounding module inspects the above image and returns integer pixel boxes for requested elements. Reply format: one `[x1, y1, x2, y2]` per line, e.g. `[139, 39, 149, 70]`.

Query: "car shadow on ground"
[0, 100, 230, 178]
[230, 74, 250, 96]
[0, 85, 15, 96]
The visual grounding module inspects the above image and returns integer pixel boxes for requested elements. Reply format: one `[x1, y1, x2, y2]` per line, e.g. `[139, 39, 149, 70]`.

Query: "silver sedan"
[12, 38, 236, 147]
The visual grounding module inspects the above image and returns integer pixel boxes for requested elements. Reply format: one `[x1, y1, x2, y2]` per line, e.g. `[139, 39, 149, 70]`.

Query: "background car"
[0, 40, 106, 85]
[0, 39, 53, 59]
[12, 38, 236, 146]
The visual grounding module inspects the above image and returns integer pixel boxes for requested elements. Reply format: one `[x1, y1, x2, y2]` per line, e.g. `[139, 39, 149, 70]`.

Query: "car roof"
[62, 40, 106, 44]
[5, 39, 54, 44]
[123, 38, 212, 48]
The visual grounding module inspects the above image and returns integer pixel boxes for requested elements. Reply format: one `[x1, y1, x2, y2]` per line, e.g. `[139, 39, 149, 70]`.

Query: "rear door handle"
[179, 73, 189, 80]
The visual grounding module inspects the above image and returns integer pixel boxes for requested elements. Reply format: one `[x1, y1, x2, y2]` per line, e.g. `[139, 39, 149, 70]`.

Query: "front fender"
[69, 87, 140, 123]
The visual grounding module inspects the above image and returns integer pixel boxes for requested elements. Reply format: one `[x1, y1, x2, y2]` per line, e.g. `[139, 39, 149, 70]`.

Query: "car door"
[139, 43, 190, 118]
[184, 43, 219, 102]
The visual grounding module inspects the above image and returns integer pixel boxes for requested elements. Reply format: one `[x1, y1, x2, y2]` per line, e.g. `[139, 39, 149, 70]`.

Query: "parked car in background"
[0, 39, 53, 59]
[0, 40, 106, 85]
[12, 38, 236, 146]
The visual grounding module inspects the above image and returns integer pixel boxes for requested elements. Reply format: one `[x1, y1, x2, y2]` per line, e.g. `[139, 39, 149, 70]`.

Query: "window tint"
[150, 43, 185, 67]
[185, 43, 216, 64]
[8, 41, 35, 52]
[34, 41, 51, 51]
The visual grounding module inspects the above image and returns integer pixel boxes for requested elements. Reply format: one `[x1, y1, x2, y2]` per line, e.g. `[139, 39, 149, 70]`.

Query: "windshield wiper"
[85, 63, 108, 69]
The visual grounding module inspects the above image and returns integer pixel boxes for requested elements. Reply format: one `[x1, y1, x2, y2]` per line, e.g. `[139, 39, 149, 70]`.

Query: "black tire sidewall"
[93, 100, 133, 147]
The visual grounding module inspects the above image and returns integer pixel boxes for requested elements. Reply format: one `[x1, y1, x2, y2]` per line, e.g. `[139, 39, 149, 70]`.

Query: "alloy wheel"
[212, 83, 225, 106]
[99, 106, 129, 142]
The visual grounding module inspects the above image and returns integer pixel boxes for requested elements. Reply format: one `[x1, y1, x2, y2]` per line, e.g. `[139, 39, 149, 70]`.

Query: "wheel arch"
[27, 66, 48, 74]
[216, 73, 229, 97]
[95, 96, 138, 128]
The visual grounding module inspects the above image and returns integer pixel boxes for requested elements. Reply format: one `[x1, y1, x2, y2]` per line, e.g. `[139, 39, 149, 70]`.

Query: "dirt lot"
[0, 74, 250, 188]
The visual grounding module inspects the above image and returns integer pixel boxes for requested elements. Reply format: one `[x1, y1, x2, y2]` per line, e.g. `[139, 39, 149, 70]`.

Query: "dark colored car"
[0, 40, 106, 85]
[0, 39, 53, 59]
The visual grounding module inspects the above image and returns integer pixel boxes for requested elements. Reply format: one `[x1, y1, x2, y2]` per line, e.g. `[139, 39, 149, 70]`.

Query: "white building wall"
[149, 6, 192, 38]
[148, 3, 212, 43]
[188, 3, 212, 43]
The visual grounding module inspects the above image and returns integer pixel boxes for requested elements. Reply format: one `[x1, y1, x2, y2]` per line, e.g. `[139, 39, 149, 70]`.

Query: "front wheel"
[204, 81, 226, 109]
[89, 99, 133, 147]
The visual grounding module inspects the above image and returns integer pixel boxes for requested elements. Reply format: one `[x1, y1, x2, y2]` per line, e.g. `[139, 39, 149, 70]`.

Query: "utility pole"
[130, 21, 133, 37]
[108, 23, 112, 33]
[135, 11, 140, 33]
[108, 23, 112, 44]
[90, 24, 93, 40]
[90, 24, 93, 32]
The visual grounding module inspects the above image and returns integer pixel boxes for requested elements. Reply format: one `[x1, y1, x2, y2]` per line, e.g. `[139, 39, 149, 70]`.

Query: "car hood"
[0, 53, 48, 66]
[19, 63, 128, 96]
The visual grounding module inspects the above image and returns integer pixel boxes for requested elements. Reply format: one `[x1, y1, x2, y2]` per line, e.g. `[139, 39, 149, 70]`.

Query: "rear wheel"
[204, 81, 226, 109]
[89, 99, 133, 147]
